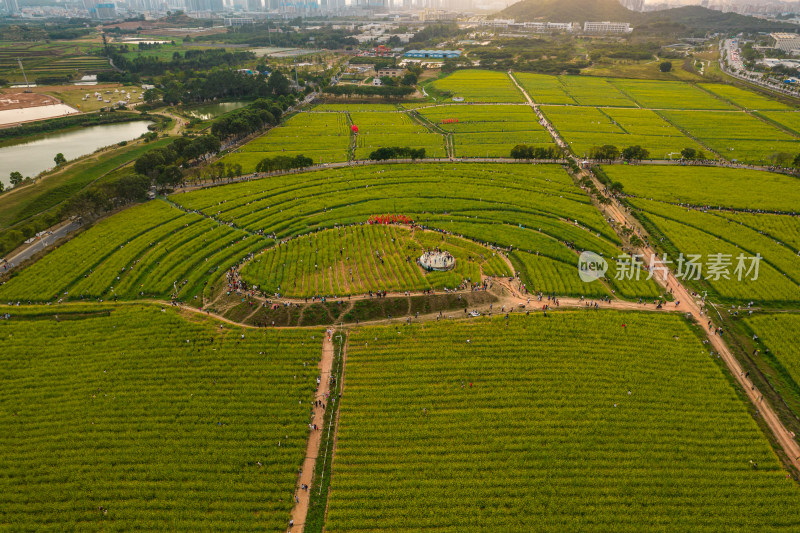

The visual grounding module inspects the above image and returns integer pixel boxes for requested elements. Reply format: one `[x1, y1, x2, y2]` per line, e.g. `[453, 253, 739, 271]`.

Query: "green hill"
[643, 5, 797, 33]
[501, 0, 631, 23]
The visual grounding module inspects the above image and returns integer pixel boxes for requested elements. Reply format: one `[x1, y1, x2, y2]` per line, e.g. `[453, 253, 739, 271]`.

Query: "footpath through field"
[589, 158, 800, 473]
[289, 328, 335, 533]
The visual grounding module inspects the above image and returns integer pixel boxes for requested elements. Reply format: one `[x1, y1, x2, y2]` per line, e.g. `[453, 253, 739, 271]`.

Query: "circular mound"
[419, 250, 455, 272]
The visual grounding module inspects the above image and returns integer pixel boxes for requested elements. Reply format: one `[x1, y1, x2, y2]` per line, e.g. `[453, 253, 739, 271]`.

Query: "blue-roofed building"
[403, 50, 462, 59]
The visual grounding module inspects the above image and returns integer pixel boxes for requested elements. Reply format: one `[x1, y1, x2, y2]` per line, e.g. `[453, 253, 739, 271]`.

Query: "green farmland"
[0, 304, 320, 530]
[659, 110, 800, 163]
[219, 71, 800, 165]
[170, 163, 660, 299]
[350, 109, 446, 159]
[745, 314, 800, 420]
[0, 164, 662, 302]
[542, 105, 707, 159]
[430, 69, 525, 103]
[418, 104, 554, 157]
[601, 165, 800, 212]
[240, 225, 510, 297]
[223, 111, 351, 171]
[3, 65, 800, 533]
[326, 312, 800, 531]
[0, 41, 108, 82]
[602, 166, 800, 304]
[0, 201, 267, 302]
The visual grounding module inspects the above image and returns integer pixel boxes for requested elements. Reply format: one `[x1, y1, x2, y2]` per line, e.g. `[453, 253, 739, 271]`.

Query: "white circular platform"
[419, 250, 455, 272]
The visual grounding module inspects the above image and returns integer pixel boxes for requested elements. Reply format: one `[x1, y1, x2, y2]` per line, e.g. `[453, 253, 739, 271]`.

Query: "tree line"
[255, 155, 313, 173]
[323, 85, 415, 99]
[197, 23, 360, 50]
[510, 145, 563, 159]
[588, 145, 711, 161]
[158, 70, 294, 106]
[369, 147, 426, 160]
[106, 48, 256, 77]
[134, 135, 221, 189]
[589, 145, 650, 161]
[210, 99, 283, 140]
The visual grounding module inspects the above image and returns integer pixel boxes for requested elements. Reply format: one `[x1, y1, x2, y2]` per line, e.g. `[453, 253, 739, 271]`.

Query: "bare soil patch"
[0, 91, 60, 111]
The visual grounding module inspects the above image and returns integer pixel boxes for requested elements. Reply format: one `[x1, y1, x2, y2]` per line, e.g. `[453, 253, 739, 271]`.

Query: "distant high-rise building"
[91, 3, 117, 18]
[247, 0, 261, 10]
[4, 0, 20, 13]
[186, 0, 223, 11]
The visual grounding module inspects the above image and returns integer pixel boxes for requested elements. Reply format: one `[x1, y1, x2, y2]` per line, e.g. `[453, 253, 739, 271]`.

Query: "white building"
[519, 21, 574, 32]
[546, 22, 574, 32]
[224, 17, 254, 26]
[481, 18, 514, 28]
[583, 21, 632, 34]
[771, 33, 800, 54]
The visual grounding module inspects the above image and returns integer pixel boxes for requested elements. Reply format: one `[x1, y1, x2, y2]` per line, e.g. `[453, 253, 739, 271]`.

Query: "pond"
[0, 120, 152, 186]
[185, 101, 249, 121]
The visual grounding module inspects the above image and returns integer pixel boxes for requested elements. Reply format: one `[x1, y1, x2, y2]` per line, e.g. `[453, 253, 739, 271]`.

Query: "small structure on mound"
[419, 250, 455, 272]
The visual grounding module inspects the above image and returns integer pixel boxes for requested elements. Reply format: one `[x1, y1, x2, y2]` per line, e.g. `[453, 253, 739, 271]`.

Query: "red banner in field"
[441, 118, 459, 124]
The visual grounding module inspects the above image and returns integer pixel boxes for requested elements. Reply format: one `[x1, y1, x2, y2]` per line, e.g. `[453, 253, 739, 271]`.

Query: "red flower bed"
[368, 214, 414, 225]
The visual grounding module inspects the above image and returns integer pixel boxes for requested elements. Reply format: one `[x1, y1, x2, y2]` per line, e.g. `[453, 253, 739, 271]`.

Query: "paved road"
[720, 39, 800, 98]
[1, 220, 81, 274]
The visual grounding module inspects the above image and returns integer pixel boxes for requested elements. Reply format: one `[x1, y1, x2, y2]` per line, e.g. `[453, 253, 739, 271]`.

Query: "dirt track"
[289, 329, 334, 533]
[512, 73, 800, 473]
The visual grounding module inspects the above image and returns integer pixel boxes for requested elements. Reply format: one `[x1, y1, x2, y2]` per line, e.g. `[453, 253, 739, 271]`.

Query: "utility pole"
[16, 58, 31, 92]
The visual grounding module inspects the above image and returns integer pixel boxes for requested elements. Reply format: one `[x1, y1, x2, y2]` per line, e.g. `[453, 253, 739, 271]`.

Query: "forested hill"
[501, 0, 631, 23]
[642, 6, 797, 33]
[500, 0, 798, 34]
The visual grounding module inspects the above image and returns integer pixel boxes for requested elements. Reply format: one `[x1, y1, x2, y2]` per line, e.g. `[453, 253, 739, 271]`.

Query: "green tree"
[267, 71, 291, 96]
[54, 153, 66, 166]
[441, 58, 458, 74]
[621, 145, 649, 161]
[156, 165, 183, 189]
[134, 150, 166, 178]
[511, 144, 531, 159]
[681, 147, 697, 160]
[401, 73, 418, 86]
[143, 88, 161, 104]
[659, 61, 672, 72]
[589, 145, 619, 161]
[770, 152, 793, 167]
[9, 171, 23, 187]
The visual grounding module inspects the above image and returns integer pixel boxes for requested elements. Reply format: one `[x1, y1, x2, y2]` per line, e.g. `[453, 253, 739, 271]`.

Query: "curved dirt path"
[289, 329, 335, 532]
